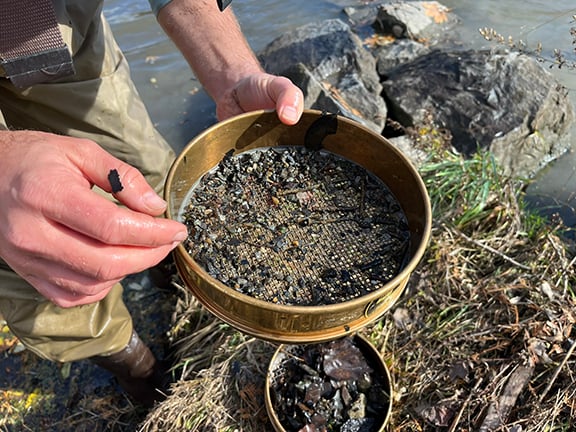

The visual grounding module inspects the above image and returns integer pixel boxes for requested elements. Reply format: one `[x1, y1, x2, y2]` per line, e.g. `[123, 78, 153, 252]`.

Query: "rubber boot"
[90, 330, 168, 408]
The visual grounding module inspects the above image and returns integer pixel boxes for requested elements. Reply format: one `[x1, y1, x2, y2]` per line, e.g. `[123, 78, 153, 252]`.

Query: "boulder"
[374, 38, 431, 75]
[343, 0, 459, 44]
[381, 49, 575, 177]
[371, 0, 459, 42]
[343, 1, 458, 75]
[258, 19, 387, 133]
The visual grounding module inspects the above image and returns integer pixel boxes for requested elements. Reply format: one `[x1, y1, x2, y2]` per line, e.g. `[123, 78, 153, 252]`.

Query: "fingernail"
[173, 230, 188, 243]
[280, 106, 300, 124]
[143, 192, 167, 211]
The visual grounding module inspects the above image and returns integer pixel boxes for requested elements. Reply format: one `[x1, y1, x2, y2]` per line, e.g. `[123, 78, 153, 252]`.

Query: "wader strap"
[0, 0, 75, 87]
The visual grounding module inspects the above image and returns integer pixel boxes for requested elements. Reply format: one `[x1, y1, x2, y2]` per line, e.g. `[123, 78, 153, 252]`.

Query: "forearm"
[156, 0, 264, 103]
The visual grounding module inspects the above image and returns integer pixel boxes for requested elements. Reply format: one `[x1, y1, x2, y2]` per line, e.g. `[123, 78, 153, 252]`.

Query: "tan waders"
[0, 0, 175, 406]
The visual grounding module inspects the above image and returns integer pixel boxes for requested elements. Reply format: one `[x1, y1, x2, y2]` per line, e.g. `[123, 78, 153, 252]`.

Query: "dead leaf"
[0, 325, 19, 354]
[416, 402, 455, 427]
[363, 34, 396, 47]
[448, 360, 472, 384]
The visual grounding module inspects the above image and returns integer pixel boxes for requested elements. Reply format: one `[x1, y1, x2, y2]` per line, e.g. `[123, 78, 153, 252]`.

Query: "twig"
[479, 362, 535, 432]
[452, 228, 531, 271]
[568, 254, 576, 270]
[538, 339, 576, 403]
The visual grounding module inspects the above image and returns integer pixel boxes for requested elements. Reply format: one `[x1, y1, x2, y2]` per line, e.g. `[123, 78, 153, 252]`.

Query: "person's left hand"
[215, 72, 304, 125]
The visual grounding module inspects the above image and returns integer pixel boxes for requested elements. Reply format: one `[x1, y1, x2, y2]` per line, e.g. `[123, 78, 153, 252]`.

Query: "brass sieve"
[164, 109, 431, 343]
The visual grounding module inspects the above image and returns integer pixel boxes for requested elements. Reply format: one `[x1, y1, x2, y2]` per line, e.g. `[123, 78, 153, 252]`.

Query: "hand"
[156, 1, 304, 125]
[0, 131, 188, 308]
[215, 72, 304, 125]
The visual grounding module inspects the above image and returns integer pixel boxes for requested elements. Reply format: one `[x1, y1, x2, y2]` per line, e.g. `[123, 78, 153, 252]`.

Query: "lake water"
[103, 0, 576, 233]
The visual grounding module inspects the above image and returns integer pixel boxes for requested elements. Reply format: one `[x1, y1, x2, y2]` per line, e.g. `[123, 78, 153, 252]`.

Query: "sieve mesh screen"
[182, 146, 410, 306]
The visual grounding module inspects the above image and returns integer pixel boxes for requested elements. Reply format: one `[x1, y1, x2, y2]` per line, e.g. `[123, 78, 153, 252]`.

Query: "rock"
[381, 49, 574, 177]
[343, 1, 459, 42]
[388, 135, 428, 167]
[348, 393, 367, 419]
[374, 38, 431, 74]
[259, 19, 387, 133]
[372, 1, 459, 43]
[343, 4, 382, 28]
[344, 1, 459, 74]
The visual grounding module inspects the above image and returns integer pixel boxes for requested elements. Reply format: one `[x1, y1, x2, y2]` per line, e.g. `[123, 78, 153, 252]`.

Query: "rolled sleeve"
[148, 0, 173, 16]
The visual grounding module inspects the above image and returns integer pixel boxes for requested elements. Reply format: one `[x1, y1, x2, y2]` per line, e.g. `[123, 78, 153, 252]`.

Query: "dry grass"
[479, 12, 576, 70]
[141, 120, 576, 431]
[140, 290, 278, 432]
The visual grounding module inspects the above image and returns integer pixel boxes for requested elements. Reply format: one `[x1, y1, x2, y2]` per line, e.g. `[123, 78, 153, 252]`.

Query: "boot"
[90, 330, 169, 408]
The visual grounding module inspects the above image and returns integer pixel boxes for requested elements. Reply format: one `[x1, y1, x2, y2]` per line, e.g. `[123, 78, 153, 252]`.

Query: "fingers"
[28, 218, 183, 278]
[43, 184, 187, 247]
[217, 74, 304, 125]
[16, 231, 179, 307]
[59, 239, 180, 283]
[24, 140, 189, 247]
[70, 139, 170, 216]
[0, 131, 184, 308]
[28, 273, 118, 308]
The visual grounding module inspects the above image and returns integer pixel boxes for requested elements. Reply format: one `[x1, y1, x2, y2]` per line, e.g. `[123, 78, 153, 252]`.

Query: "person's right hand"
[0, 130, 188, 308]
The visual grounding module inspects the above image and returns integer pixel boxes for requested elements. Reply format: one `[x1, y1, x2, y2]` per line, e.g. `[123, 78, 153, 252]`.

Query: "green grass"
[420, 149, 502, 226]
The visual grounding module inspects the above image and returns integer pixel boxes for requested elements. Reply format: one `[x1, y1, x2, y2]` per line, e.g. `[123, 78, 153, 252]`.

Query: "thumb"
[74, 140, 169, 216]
[266, 76, 304, 125]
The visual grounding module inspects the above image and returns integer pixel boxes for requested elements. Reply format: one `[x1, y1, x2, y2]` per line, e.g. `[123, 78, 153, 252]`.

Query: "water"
[102, 0, 576, 233]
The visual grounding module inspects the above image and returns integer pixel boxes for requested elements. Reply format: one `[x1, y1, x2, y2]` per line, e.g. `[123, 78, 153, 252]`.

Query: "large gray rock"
[381, 49, 575, 177]
[258, 19, 387, 133]
[343, 1, 458, 75]
[257, 1, 575, 178]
